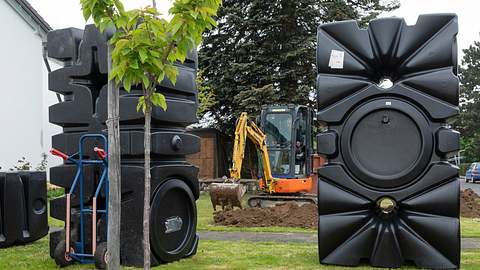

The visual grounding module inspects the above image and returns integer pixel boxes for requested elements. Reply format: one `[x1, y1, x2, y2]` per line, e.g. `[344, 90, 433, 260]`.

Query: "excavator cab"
[260, 105, 314, 180]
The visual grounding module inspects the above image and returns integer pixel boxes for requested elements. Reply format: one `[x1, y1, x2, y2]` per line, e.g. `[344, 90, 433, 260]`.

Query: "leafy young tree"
[456, 40, 480, 163]
[79, 0, 221, 269]
[199, 0, 399, 132]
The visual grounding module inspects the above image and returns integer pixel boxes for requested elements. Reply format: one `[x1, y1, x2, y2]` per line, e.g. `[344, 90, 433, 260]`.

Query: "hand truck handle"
[50, 148, 69, 160]
[94, 147, 107, 160]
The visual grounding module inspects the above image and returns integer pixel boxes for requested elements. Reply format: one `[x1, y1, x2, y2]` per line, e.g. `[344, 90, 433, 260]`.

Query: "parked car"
[466, 162, 480, 183]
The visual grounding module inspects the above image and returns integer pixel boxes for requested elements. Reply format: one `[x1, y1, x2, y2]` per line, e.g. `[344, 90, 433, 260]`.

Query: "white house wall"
[0, 0, 61, 171]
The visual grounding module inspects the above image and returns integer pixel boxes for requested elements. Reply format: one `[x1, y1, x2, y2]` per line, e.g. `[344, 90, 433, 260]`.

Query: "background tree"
[198, 0, 399, 132]
[197, 70, 217, 117]
[455, 40, 480, 163]
[79, 0, 221, 269]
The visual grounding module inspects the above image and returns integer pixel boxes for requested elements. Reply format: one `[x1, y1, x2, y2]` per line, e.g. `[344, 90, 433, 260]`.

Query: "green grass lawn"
[157, 241, 480, 270]
[39, 192, 480, 269]
[461, 218, 480, 238]
[1, 237, 479, 270]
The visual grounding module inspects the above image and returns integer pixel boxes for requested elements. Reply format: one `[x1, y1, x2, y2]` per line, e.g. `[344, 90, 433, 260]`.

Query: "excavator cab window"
[269, 150, 291, 175]
[264, 113, 293, 177]
[264, 113, 292, 147]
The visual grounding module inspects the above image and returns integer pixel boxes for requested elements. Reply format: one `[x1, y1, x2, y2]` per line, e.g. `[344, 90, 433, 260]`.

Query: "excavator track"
[247, 194, 317, 208]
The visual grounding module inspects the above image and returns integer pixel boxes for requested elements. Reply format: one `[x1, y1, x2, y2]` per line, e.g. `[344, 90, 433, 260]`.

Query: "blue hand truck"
[50, 134, 109, 269]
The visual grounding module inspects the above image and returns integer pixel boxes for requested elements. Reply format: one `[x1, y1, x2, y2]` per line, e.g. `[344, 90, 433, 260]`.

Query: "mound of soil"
[213, 189, 480, 228]
[213, 203, 317, 229]
[461, 188, 480, 218]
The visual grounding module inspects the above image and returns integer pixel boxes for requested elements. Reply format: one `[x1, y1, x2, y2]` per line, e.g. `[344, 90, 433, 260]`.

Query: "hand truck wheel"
[54, 240, 74, 267]
[94, 242, 108, 269]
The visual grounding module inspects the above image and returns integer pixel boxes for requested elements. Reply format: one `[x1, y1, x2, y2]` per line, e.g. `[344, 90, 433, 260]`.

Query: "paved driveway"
[460, 177, 480, 195]
[198, 231, 480, 249]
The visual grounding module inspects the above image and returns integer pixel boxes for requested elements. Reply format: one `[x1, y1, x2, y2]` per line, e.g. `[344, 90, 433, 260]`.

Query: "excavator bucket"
[209, 182, 246, 211]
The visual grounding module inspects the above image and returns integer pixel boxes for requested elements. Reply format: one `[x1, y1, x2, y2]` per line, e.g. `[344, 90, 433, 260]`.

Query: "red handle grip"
[94, 147, 107, 159]
[50, 148, 69, 160]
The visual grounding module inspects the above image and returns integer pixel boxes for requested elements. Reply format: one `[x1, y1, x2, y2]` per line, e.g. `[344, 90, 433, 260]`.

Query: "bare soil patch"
[461, 188, 480, 218]
[213, 203, 317, 229]
[214, 189, 480, 228]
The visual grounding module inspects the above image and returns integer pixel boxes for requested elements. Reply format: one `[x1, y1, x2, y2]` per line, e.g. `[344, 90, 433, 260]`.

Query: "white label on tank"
[386, 101, 392, 106]
[328, 50, 344, 69]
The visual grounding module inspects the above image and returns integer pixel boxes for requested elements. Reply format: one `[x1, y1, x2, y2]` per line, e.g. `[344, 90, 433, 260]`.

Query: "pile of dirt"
[213, 189, 480, 228]
[461, 188, 480, 218]
[213, 203, 317, 228]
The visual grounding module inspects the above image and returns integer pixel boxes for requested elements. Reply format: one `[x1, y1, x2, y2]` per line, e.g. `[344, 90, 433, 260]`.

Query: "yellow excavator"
[209, 104, 324, 210]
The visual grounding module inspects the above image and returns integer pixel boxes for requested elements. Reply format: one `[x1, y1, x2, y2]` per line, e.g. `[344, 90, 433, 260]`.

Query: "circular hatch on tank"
[150, 179, 197, 263]
[341, 98, 433, 189]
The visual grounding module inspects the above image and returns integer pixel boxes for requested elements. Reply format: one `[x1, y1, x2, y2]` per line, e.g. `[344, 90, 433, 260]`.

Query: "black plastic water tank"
[0, 172, 48, 248]
[47, 25, 201, 266]
[316, 14, 460, 269]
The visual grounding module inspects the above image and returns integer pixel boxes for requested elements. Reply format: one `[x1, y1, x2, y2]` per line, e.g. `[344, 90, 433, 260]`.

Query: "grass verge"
[1, 237, 479, 270]
[461, 218, 480, 238]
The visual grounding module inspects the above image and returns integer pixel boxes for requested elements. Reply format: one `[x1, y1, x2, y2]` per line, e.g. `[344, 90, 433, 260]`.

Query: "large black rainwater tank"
[47, 25, 200, 267]
[0, 172, 48, 248]
[316, 14, 460, 269]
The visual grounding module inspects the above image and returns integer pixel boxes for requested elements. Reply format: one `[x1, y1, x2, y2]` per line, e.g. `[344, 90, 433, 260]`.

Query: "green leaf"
[151, 58, 163, 70]
[124, 75, 131, 92]
[113, 0, 125, 14]
[165, 65, 179, 85]
[130, 60, 139, 69]
[156, 71, 165, 84]
[142, 76, 150, 88]
[108, 66, 118, 81]
[190, 11, 198, 19]
[116, 15, 128, 29]
[150, 50, 160, 58]
[139, 49, 148, 63]
[116, 39, 129, 50]
[206, 16, 217, 27]
[82, 8, 91, 21]
[169, 20, 183, 36]
[151, 92, 167, 111]
[137, 96, 145, 113]
[146, 7, 158, 15]
[199, 7, 216, 14]
[121, 47, 130, 56]
[98, 19, 108, 32]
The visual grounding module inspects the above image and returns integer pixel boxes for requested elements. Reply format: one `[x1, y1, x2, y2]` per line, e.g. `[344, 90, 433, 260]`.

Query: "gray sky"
[28, 0, 172, 29]
[30, 0, 480, 57]
[382, 0, 480, 58]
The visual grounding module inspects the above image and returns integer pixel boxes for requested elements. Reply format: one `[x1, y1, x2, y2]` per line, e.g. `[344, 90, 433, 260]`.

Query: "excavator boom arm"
[245, 123, 275, 192]
[229, 112, 275, 192]
[229, 113, 248, 180]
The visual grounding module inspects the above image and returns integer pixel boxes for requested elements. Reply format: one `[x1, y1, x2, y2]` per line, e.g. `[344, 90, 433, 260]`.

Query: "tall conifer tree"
[456, 40, 480, 162]
[199, 0, 399, 132]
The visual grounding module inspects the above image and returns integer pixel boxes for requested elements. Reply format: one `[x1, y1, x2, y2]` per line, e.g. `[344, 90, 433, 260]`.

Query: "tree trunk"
[107, 44, 121, 269]
[152, 0, 156, 8]
[143, 94, 152, 270]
